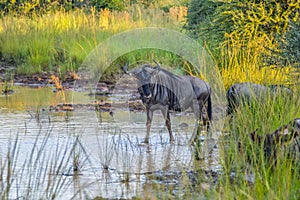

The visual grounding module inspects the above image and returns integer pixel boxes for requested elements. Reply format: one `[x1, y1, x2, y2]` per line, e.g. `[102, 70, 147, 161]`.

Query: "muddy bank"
[13, 71, 82, 88]
[0, 63, 95, 89]
[49, 100, 146, 112]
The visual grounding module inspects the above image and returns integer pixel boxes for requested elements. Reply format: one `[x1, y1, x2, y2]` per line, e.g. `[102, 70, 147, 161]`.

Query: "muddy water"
[0, 85, 221, 199]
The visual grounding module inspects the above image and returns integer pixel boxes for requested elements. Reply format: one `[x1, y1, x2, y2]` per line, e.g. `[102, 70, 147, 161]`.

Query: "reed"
[214, 90, 300, 199]
[0, 129, 70, 199]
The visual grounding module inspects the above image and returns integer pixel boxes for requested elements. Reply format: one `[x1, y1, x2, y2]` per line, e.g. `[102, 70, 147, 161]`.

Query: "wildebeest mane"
[142, 83, 181, 111]
[149, 66, 196, 110]
[137, 66, 182, 111]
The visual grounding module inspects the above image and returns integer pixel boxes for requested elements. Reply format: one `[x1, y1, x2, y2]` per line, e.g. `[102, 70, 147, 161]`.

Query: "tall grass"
[0, 5, 187, 78]
[214, 91, 300, 199]
[0, 129, 80, 199]
[220, 38, 295, 90]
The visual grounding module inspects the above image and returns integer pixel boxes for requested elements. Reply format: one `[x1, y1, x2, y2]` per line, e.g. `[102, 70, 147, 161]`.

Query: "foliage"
[0, 0, 127, 14]
[266, 20, 300, 68]
[90, 0, 126, 11]
[184, 0, 225, 44]
[135, 0, 189, 8]
[220, 0, 299, 44]
[185, 0, 300, 47]
[0, 0, 189, 14]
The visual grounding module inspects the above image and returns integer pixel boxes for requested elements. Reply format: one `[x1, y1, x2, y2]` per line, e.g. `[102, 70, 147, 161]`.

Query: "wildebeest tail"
[207, 94, 212, 121]
[226, 85, 235, 115]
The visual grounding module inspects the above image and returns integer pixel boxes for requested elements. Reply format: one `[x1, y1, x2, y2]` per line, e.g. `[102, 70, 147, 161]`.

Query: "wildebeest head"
[293, 118, 300, 135]
[269, 84, 293, 94]
[123, 62, 160, 100]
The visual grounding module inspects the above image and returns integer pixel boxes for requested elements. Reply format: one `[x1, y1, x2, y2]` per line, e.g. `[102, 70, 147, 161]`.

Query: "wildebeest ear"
[153, 59, 161, 69]
[292, 118, 300, 135]
[151, 59, 161, 75]
[250, 128, 260, 143]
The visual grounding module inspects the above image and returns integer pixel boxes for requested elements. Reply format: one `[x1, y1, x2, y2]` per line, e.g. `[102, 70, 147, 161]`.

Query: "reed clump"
[0, 127, 89, 199]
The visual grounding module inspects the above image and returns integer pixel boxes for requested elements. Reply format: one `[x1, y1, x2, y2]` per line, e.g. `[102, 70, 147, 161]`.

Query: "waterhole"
[0, 85, 221, 199]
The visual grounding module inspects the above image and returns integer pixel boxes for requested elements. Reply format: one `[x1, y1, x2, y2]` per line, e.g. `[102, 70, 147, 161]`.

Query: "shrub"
[185, 0, 300, 48]
[266, 20, 300, 68]
[184, 0, 225, 46]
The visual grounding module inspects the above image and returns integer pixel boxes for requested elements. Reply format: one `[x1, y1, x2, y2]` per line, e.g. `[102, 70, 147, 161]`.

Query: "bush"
[184, 0, 225, 45]
[0, 0, 127, 15]
[185, 0, 300, 51]
[90, 0, 125, 11]
[267, 20, 300, 68]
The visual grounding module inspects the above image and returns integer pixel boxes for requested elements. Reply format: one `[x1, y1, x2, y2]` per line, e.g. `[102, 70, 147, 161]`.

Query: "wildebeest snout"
[144, 93, 152, 99]
[140, 84, 152, 100]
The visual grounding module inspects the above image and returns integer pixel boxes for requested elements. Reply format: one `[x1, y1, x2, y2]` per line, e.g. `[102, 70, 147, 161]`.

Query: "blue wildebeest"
[248, 118, 300, 166]
[227, 82, 293, 115]
[123, 61, 212, 144]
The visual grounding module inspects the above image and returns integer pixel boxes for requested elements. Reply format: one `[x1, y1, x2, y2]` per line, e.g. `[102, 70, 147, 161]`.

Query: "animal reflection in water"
[123, 60, 212, 144]
[226, 82, 293, 115]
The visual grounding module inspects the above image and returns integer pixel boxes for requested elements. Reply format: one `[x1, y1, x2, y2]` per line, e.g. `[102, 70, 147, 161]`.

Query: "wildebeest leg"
[161, 108, 175, 142]
[145, 108, 153, 143]
[199, 100, 206, 134]
[201, 99, 212, 137]
[189, 100, 201, 144]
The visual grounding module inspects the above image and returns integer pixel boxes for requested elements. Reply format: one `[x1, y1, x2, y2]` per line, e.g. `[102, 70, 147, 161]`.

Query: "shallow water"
[0, 85, 221, 199]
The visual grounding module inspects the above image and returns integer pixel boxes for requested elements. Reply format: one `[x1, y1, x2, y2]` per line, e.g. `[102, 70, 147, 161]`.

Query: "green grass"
[212, 91, 300, 200]
[0, 6, 186, 79]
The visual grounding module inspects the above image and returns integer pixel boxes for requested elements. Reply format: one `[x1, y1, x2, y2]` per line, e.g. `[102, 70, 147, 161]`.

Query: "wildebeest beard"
[138, 83, 182, 111]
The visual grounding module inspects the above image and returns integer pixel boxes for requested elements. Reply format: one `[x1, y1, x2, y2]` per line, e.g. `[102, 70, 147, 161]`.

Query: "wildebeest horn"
[153, 59, 161, 68]
[123, 63, 129, 74]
